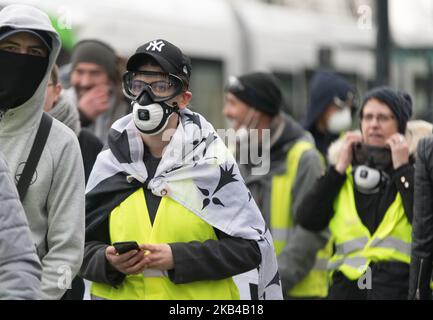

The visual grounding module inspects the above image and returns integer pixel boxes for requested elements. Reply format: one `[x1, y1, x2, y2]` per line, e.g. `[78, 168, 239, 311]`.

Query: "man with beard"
[65, 39, 130, 144]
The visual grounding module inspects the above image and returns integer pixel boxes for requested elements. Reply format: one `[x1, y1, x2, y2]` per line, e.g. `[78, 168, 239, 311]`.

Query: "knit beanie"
[70, 39, 117, 83]
[226, 72, 283, 116]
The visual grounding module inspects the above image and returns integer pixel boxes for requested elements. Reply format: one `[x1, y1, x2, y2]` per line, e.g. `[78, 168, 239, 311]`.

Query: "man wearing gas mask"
[223, 73, 331, 299]
[297, 86, 414, 299]
[0, 4, 85, 299]
[303, 71, 356, 160]
[81, 40, 282, 300]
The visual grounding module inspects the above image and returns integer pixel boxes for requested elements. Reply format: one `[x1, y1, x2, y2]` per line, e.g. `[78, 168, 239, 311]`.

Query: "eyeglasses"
[122, 71, 184, 102]
[361, 113, 395, 124]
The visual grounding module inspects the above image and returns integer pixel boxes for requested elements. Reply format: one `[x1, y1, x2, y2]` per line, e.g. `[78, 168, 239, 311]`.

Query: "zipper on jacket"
[416, 258, 424, 300]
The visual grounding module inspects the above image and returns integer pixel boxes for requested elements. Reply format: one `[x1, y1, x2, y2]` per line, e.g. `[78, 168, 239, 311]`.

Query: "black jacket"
[409, 136, 433, 300]
[78, 128, 103, 183]
[296, 163, 414, 299]
[296, 164, 414, 233]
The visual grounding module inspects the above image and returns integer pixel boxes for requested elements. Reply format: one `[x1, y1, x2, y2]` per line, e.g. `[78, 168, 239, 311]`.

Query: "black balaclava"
[0, 50, 48, 110]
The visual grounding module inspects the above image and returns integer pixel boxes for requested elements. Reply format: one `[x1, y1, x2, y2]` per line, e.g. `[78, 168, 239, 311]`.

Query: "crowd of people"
[0, 4, 432, 300]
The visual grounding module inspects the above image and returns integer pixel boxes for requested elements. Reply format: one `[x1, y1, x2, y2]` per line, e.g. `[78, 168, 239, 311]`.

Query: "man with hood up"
[303, 71, 356, 160]
[0, 4, 85, 299]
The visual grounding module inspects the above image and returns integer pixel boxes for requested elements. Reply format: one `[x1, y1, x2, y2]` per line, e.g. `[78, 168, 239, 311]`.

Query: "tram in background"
[1, 0, 432, 127]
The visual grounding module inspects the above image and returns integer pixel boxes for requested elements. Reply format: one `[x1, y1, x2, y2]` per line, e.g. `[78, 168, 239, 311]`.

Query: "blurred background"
[1, 0, 433, 128]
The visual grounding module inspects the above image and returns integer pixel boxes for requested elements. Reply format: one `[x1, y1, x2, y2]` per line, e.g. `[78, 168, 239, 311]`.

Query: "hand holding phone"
[113, 241, 140, 255]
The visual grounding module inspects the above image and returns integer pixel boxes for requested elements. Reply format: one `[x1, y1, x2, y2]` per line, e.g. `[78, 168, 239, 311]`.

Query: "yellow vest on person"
[271, 140, 331, 298]
[91, 188, 240, 300]
[328, 167, 412, 280]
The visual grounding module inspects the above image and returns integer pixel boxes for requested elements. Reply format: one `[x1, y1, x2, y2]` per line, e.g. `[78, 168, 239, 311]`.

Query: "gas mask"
[352, 143, 392, 194]
[123, 70, 184, 136]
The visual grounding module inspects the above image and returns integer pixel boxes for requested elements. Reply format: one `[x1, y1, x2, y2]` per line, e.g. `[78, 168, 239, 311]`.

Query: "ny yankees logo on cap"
[146, 40, 165, 52]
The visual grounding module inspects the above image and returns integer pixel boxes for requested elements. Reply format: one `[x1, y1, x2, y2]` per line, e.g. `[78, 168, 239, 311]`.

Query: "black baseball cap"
[126, 39, 191, 82]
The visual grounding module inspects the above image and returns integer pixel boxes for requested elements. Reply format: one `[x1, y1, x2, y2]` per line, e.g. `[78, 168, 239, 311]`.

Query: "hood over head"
[0, 4, 61, 133]
[303, 70, 355, 132]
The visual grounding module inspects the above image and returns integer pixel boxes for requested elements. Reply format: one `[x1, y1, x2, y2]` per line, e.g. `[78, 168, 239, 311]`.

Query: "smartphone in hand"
[113, 241, 140, 254]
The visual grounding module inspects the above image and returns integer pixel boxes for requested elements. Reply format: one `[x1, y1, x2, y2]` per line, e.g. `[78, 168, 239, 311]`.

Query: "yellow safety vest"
[91, 188, 240, 300]
[329, 167, 412, 280]
[271, 140, 331, 298]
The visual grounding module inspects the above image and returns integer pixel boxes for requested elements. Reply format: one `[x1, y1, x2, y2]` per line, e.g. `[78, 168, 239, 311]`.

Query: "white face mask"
[132, 101, 177, 136]
[226, 109, 258, 157]
[327, 108, 352, 134]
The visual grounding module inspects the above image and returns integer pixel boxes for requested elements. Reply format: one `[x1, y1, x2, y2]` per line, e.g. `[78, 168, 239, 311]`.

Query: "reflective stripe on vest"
[270, 140, 331, 298]
[329, 167, 412, 280]
[91, 188, 240, 300]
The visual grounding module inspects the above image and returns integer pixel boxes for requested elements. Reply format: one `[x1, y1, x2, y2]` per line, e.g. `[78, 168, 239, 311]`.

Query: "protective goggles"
[123, 71, 184, 102]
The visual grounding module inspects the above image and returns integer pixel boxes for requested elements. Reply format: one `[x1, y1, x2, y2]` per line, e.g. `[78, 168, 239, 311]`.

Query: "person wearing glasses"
[297, 86, 415, 299]
[223, 72, 331, 299]
[80, 39, 282, 300]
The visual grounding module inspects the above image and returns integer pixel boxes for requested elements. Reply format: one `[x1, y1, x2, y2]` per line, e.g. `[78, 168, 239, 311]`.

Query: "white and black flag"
[85, 108, 282, 300]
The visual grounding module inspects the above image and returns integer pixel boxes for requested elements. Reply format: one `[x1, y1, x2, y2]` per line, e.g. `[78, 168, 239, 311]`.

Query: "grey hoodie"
[0, 152, 42, 300]
[0, 5, 85, 300]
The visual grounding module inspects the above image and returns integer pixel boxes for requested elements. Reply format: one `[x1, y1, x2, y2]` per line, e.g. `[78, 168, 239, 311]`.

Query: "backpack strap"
[17, 112, 53, 201]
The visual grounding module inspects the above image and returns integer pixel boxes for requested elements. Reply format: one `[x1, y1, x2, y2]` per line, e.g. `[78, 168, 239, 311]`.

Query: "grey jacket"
[0, 5, 85, 299]
[237, 113, 328, 296]
[0, 153, 42, 300]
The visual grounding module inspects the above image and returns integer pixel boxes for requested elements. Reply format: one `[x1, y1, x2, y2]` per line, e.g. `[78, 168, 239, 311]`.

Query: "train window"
[414, 77, 433, 122]
[188, 58, 224, 130]
[272, 72, 295, 118]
